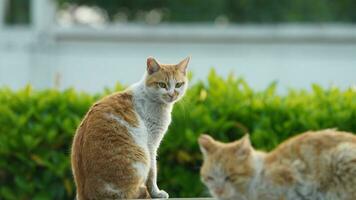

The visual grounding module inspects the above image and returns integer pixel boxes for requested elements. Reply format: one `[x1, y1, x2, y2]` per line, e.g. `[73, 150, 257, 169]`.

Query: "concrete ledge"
[134, 199, 214, 200]
[1, 23, 356, 92]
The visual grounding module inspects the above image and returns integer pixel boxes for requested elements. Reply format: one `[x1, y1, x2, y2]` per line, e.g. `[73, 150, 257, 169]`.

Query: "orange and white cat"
[199, 129, 356, 200]
[71, 57, 190, 200]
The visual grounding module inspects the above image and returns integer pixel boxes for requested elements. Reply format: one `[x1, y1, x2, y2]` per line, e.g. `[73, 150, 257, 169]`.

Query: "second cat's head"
[198, 134, 255, 200]
[144, 56, 190, 104]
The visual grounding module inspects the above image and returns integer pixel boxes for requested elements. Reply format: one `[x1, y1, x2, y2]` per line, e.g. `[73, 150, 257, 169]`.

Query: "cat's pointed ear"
[198, 134, 216, 156]
[177, 56, 190, 75]
[236, 134, 252, 158]
[147, 57, 161, 75]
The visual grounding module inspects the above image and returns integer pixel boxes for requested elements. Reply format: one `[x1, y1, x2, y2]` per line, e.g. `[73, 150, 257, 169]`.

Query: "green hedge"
[1, 70, 356, 199]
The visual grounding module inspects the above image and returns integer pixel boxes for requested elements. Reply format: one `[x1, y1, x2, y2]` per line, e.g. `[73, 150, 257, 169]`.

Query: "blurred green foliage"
[5, 0, 356, 25]
[0, 70, 356, 199]
[56, 0, 356, 23]
[4, 0, 30, 25]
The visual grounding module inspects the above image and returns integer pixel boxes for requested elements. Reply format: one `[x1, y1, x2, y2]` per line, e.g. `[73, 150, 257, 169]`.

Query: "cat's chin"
[162, 100, 176, 104]
[161, 97, 178, 104]
[214, 195, 245, 200]
[211, 191, 239, 200]
[213, 195, 234, 200]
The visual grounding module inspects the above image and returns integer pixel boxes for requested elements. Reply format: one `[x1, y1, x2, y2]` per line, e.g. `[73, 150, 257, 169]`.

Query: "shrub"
[0, 70, 355, 199]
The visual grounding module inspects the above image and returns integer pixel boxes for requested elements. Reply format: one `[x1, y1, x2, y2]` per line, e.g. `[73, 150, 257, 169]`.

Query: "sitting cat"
[198, 129, 356, 200]
[71, 56, 190, 200]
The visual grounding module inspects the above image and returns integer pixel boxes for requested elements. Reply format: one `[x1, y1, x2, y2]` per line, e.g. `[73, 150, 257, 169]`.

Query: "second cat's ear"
[198, 134, 216, 156]
[147, 57, 161, 75]
[235, 134, 252, 158]
[177, 56, 190, 75]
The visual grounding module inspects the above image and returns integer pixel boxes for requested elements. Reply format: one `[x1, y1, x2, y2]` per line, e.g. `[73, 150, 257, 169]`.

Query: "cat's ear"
[198, 134, 216, 156]
[235, 134, 252, 158]
[147, 57, 161, 75]
[177, 56, 190, 75]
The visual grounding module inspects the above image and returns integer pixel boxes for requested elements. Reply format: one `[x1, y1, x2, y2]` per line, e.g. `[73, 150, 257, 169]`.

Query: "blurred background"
[0, 0, 356, 199]
[1, 0, 356, 92]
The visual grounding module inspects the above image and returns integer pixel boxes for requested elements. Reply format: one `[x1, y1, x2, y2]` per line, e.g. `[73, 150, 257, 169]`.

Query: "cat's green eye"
[206, 176, 214, 181]
[175, 82, 184, 88]
[157, 82, 167, 89]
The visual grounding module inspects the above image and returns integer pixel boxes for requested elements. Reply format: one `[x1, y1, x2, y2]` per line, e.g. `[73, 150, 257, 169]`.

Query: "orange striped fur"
[199, 129, 356, 200]
[71, 57, 190, 199]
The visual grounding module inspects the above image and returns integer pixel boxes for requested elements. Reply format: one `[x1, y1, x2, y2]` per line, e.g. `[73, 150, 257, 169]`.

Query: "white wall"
[1, 24, 356, 93]
[0, 29, 33, 89]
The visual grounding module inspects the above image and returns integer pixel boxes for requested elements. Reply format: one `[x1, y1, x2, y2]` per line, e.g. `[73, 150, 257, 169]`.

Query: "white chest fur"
[131, 84, 173, 152]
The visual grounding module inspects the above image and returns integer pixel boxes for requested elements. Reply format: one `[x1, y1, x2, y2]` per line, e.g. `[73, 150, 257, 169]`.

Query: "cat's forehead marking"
[202, 160, 224, 177]
[213, 163, 227, 176]
[205, 153, 229, 175]
[160, 65, 185, 81]
[146, 65, 186, 86]
[205, 144, 252, 174]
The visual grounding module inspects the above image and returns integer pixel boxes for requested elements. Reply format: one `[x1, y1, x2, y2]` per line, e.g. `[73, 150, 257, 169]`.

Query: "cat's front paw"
[151, 189, 169, 199]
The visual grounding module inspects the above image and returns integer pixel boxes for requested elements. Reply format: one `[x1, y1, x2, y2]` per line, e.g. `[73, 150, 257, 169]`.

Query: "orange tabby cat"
[71, 57, 189, 199]
[199, 129, 356, 200]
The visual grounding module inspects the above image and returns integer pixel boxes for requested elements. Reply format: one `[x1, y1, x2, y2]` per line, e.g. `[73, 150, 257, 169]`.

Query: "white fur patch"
[132, 161, 149, 181]
[107, 113, 149, 154]
[104, 183, 121, 196]
[248, 151, 265, 199]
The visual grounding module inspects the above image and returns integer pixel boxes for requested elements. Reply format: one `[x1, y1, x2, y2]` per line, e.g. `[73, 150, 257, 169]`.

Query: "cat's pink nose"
[214, 188, 224, 195]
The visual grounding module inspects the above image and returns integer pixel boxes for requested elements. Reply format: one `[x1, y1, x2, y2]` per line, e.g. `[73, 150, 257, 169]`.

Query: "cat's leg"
[146, 153, 169, 198]
[92, 180, 148, 200]
[83, 159, 150, 199]
[137, 186, 151, 199]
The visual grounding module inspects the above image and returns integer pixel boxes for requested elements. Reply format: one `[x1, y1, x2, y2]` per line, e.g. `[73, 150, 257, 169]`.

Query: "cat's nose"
[214, 188, 224, 195]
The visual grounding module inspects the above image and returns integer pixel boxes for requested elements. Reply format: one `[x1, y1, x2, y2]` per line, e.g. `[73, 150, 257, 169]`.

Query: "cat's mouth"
[211, 188, 236, 200]
[163, 95, 177, 103]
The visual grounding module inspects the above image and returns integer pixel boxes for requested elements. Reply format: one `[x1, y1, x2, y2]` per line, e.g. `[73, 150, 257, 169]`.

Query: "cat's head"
[144, 56, 190, 104]
[198, 134, 255, 200]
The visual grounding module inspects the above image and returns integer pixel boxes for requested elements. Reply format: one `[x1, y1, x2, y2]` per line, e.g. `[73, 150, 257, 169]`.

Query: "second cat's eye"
[157, 82, 167, 89]
[175, 82, 184, 88]
[225, 173, 242, 182]
[225, 176, 232, 182]
[205, 176, 214, 181]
